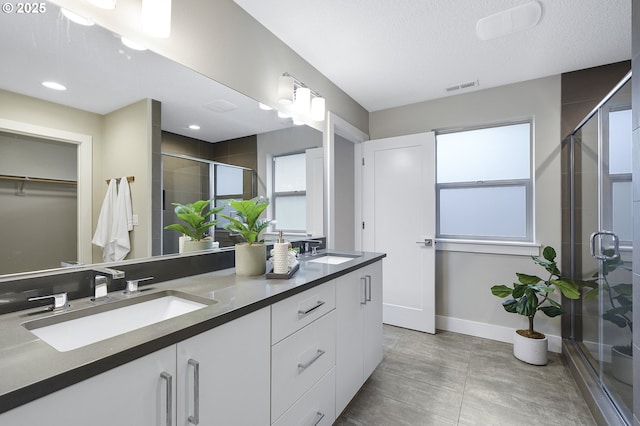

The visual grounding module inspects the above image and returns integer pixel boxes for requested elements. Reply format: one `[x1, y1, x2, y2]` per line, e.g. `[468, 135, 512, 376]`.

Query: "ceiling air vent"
[203, 99, 239, 113]
[445, 80, 479, 93]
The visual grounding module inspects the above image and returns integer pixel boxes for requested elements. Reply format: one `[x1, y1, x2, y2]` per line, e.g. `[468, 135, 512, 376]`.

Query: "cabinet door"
[335, 269, 365, 416]
[0, 346, 177, 426]
[177, 307, 270, 426]
[363, 261, 383, 378]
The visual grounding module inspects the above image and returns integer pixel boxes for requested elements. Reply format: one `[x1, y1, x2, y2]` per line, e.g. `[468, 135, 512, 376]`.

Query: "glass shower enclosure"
[568, 72, 633, 423]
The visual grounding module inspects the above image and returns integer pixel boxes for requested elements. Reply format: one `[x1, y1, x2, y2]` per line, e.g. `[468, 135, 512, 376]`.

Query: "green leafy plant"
[219, 196, 271, 245]
[491, 246, 581, 339]
[164, 199, 224, 241]
[586, 250, 633, 356]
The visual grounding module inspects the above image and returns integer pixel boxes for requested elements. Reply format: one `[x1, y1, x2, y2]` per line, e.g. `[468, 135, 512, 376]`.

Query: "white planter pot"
[235, 243, 266, 276]
[181, 239, 219, 253]
[611, 346, 633, 385]
[513, 330, 548, 365]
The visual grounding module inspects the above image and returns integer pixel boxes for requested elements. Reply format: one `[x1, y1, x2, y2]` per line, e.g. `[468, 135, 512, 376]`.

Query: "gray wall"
[631, 0, 639, 423]
[369, 76, 564, 344]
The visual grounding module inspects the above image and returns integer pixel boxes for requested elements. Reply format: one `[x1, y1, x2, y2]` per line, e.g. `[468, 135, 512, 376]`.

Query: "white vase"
[181, 239, 219, 253]
[235, 243, 266, 276]
[513, 329, 548, 365]
[611, 346, 633, 385]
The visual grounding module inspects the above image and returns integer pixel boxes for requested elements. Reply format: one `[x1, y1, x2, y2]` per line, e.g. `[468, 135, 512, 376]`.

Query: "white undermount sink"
[23, 291, 214, 352]
[307, 255, 360, 265]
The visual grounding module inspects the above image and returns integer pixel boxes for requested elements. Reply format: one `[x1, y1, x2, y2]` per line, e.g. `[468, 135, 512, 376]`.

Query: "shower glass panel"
[570, 75, 632, 423]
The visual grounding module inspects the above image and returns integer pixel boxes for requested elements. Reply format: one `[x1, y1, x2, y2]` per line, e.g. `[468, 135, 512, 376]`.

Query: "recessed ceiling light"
[121, 37, 148, 51]
[61, 8, 94, 26]
[277, 111, 290, 119]
[259, 103, 273, 111]
[87, 0, 116, 9]
[42, 81, 67, 91]
[188, 124, 200, 130]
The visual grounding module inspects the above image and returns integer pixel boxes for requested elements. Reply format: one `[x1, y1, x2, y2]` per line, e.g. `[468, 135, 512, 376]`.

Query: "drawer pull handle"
[313, 411, 325, 425]
[360, 277, 367, 305]
[188, 359, 200, 425]
[297, 349, 325, 372]
[365, 275, 372, 302]
[298, 300, 325, 318]
[160, 372, 173, 426]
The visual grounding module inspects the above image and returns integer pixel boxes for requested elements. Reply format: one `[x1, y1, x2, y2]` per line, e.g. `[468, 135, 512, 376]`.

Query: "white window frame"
[435, 120, 534, 244]
[272, 151, 307, 233]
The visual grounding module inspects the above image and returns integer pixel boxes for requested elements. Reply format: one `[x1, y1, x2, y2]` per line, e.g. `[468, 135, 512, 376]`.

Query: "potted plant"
[219, 196, 271, 276]
[586, 251, 633, 384]
[491, 246, 581, 365]
[164, 199, 224, 253]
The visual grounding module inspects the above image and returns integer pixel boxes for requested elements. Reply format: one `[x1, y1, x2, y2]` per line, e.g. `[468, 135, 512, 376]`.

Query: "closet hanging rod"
[0, 174, 77, 185]
[105, 176, 135, 184]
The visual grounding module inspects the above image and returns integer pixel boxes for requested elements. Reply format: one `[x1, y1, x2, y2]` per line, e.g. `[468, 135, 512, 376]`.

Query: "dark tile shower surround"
[0, 239, 324, 315]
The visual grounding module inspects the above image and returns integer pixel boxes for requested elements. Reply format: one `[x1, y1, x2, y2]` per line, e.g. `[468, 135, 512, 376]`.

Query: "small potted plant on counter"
[219, 196, 271, 276]
[164, 199, 224, 253]
[491, 246, 581, 365]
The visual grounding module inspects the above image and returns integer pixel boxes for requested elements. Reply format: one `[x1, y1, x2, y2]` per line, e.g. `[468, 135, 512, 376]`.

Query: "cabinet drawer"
[271, 310, 336, 422]
[271, 280, 335, 344]
[272, 368, 335, 426]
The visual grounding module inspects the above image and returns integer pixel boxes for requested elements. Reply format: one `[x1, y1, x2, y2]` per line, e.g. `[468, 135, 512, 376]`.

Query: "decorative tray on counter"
[266, 263, 299, 279]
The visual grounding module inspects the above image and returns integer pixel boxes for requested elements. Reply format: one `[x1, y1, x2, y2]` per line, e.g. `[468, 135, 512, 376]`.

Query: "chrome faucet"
[28, 292, 69, 311]
[93, 267, 125, 279]
[93, 275, 109, 301]
[302, 240, 323, 256]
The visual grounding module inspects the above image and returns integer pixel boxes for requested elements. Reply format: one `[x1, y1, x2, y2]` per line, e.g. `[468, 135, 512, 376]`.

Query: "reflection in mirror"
[0, 1, 323, 278]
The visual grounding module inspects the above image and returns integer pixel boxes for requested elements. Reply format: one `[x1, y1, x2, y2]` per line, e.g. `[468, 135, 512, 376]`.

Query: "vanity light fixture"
[121, 37, 148, 51]
[142, 0, 172, 38]
[61, 8, 94, 26]
[277, 73, 326, 121]
[87, 0, 116, 9]
[42, 81, 67, 91]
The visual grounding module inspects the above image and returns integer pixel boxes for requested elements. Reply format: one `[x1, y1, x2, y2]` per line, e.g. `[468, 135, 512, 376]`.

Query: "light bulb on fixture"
[142, 0, 172, 38]
[294, 87, 311, 114]
[278, 74, 294, 104]
[61, 8, 94, 26]
[311, 96, 325, 121]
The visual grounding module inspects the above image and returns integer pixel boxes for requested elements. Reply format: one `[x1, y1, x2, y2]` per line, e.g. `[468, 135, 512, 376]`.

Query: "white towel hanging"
[110, 176, 133, 261]
[91, 179, 118, 261]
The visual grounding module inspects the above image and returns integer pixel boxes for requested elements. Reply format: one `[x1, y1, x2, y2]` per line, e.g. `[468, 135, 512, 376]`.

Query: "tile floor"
[335, 325, 596, 426]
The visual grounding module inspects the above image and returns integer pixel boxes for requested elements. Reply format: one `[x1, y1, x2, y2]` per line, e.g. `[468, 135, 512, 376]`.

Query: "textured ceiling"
[233, 0, 632, 112]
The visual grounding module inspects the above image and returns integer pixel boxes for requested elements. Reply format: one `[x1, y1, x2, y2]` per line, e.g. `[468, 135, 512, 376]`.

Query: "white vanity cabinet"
[335, 261, 383, 416]
[0, 307, 271, 426]
[271, 280, 336, 425]
[0, 345, 177, 426]
[177, 306, 271, 426]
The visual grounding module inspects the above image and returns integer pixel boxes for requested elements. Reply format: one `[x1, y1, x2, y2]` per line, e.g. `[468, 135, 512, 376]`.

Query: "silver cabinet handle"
[188, 359, 200, 425]
[360, 277, 367, 305]
[297, 349, 325, 372]
[298, 300, 325, 318]
[313, 411, 325, 425]
[160, 372, 173, 426]
[589, 231, 620, 261]
[365, 275, 372, 302]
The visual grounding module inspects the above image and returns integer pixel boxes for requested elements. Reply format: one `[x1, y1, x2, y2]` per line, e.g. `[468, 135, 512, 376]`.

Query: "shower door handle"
[589, 231, 620, 261]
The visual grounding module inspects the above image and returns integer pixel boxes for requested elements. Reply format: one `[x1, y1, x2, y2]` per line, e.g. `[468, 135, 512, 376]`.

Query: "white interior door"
[361, 132, 436, 333]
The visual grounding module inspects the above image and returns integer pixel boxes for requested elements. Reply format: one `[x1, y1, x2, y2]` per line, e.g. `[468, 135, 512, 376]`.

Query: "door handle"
[415, 238, 433, 247]
[589, 231, 620, 261]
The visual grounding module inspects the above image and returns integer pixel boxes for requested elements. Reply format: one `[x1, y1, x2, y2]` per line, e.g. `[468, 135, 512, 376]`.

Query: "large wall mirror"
[0, 2, 323, 277]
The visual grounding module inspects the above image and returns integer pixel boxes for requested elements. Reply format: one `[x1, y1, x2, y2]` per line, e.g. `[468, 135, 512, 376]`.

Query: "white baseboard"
[435, 315, 563, 353]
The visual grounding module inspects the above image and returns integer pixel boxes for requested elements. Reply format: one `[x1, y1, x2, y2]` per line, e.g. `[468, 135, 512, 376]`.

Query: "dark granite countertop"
[0, 250, 385, 414]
